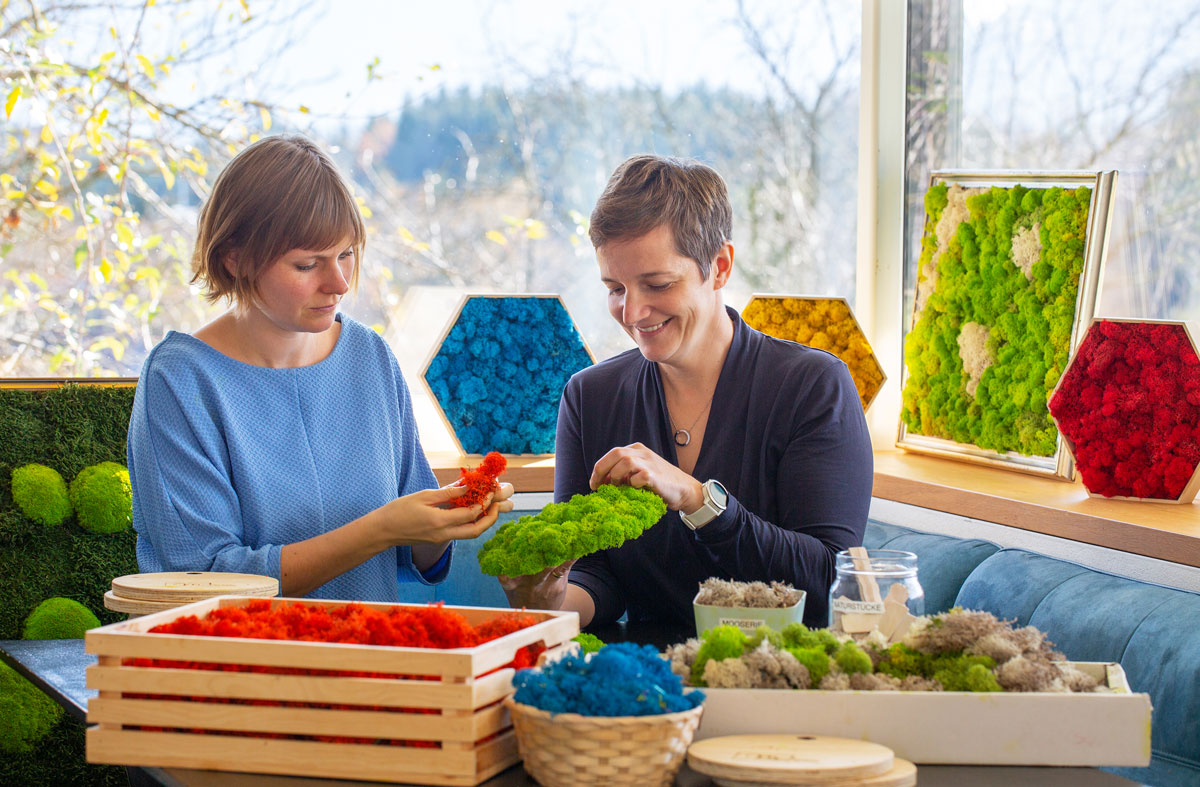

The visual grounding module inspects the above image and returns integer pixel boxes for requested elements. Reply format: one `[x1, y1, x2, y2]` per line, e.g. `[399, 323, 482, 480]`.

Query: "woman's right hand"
[498, 559, 576, 610]
[372, 482, 514, 547]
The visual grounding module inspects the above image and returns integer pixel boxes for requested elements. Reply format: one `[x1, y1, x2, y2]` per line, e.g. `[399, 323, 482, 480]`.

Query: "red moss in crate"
[127, 602, 545, 745]
[1049, 320, 1200, 499]
[451, 451, 507, 508]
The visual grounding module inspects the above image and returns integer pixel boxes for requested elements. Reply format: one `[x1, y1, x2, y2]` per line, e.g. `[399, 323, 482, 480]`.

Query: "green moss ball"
[68, 461, 131, 534]
[10, 464, 73, 527]
[21, 597, 102, 640]
[0, 660, 64, 753]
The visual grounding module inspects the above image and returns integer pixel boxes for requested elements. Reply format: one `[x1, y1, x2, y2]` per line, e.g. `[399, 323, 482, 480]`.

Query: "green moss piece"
[0, 660, 64, 754]
[931, 654, 999, 692]
[21, 597, 102, 640]
[876, 643, 931, 680]
[834, 641, 873, 675]
[476, 484, 666, 576]
[10, 464, 72, 527]
[787, 645, 831, 684]
[68, 462, 131, 534]
[691, 625, 748, 686]
[572, 633, 606, 655]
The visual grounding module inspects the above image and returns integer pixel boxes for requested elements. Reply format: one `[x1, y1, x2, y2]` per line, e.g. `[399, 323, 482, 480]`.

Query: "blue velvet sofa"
[865, 520, 1200, 787]
[400, 513, 1200, 786]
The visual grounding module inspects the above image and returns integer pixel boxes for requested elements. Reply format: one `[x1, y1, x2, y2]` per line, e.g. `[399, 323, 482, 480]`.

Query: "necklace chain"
[670, 399, 712, 448]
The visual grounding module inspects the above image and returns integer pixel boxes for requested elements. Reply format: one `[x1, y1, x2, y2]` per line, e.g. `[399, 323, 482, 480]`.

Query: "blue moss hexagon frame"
[422, 294, 595, 455]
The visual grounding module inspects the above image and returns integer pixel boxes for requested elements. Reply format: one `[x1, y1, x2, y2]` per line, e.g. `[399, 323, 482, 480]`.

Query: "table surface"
[1, 637, 1138, 787]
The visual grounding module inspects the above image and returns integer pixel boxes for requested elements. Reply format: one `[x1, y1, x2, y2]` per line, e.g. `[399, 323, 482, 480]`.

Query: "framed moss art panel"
[897, 171, 1117, 480]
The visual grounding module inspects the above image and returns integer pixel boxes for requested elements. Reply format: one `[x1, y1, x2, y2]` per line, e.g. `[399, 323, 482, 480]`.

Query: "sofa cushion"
[957, 548, 1200, 786]
[864, 521, 1000, 615]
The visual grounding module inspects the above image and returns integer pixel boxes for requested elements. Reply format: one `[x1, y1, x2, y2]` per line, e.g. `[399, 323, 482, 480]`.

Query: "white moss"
[1011, 222, 1042, 280]
[956, 321, 994, 398]
[915, 185, 987, 320]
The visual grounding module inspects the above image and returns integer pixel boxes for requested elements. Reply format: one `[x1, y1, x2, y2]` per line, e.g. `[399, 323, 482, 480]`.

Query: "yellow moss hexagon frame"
[741, 294, 886, 411]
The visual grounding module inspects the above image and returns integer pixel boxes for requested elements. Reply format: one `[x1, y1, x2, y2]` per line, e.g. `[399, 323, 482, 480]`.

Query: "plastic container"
[693, 591, 806, 636]
[828, 549, 923, 633]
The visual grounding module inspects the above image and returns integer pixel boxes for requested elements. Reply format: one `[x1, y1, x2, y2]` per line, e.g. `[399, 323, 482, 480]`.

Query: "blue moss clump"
[0, 661, 64, 754]
[67, 461, 131, 534]
[21, 597, 102, 640]
[10, 464, 73, 527]
[901, 183, 1092, 456]
[425, 296, 593, 454]
[513, 642, 704, 717]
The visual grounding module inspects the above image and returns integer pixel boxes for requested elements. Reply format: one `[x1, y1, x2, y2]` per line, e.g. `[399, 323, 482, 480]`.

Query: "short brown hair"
[589, 154, 732, 279]
[191, 135, 365, 304]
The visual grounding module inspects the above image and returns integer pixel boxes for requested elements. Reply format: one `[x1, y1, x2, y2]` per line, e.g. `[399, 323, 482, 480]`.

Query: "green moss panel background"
[901, 183, 1092, 457]
[0, 383, 136, 786]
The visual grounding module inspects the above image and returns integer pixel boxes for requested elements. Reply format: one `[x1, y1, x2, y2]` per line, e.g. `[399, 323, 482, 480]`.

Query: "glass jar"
[828, 549, 924, 633]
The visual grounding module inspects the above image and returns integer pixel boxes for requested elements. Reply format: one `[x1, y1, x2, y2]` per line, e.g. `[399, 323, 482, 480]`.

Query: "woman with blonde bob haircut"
[128, 135, 513, 601]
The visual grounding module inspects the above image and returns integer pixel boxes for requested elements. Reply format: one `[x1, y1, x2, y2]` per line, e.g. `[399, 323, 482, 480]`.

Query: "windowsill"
[427, 448, 1200, 569]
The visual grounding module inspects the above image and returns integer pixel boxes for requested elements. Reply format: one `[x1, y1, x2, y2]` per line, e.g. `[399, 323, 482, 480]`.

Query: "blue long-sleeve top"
[127, 314, 449, 601]
[556, 306, 873, 628]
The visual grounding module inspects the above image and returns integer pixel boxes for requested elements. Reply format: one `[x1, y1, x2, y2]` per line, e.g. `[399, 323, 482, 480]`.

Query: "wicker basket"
[505, 698, 703, 787]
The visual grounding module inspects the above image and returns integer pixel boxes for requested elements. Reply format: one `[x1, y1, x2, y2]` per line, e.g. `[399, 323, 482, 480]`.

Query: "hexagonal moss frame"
[421, 294, 595, 456]
[741, 294, 886, 411]
[1048, 318, 1200, 504]
[897, 170, 1117, 480]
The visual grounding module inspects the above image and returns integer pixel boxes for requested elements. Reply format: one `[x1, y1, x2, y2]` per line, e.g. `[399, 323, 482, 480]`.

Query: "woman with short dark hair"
[500, 154, 872, 630]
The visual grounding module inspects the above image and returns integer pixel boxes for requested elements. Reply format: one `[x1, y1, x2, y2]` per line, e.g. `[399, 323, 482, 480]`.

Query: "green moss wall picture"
[0, 377, 137, 787]
[897, 171, 1117, 479]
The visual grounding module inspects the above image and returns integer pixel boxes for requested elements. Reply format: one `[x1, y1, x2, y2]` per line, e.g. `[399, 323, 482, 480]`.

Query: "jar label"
[831, 598, 886, 615]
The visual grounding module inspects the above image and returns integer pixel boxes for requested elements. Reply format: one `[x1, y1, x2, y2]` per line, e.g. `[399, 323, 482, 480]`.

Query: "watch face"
[709, 480, 728, 506]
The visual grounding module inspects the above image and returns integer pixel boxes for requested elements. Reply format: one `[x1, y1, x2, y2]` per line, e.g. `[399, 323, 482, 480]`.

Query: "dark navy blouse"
[556, 306, 873, 628]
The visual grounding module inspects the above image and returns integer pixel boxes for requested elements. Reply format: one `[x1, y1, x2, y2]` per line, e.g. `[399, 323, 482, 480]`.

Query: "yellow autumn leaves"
[742, 296, 885, 410]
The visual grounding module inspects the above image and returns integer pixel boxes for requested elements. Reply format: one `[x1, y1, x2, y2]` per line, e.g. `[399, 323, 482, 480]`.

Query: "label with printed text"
[831, 598, 886, 615]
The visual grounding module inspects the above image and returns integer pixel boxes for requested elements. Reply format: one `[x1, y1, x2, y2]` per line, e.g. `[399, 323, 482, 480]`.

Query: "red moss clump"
[452, 451, 507, 508]
[1049, 320, 1200, 499]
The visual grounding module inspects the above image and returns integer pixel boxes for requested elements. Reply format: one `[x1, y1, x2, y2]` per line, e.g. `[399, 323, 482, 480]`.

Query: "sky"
[155, 0, 861, 132]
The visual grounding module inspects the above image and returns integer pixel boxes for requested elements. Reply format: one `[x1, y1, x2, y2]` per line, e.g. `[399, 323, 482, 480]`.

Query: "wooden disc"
[709, 758, 917, 787]
[103, 590, 185, 615]
[111, 572, 278, 602]
[688, 735, 894, 784]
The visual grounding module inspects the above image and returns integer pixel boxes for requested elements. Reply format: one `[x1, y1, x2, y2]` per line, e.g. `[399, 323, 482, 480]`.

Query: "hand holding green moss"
[477, 484, 666, 577]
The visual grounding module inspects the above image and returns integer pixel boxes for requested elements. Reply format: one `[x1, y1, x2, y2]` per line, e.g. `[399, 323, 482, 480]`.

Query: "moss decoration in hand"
[67, 461, 131, 534]
[21, 597, 102, 640]
[901, 182, 1093, 456]
[0, 661, 64, 754]
[477, 484, 666, 576]
[10, 464, 72, 527]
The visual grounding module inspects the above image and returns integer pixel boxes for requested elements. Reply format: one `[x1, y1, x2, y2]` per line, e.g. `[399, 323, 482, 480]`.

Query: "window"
[2, 0, 861, 454]
[904, 0, 1200, 328]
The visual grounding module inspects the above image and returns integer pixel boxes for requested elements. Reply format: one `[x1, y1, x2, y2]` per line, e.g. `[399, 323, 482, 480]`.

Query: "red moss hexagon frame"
[1048, 318, 1200, 503]
[741, 294, 886, 411]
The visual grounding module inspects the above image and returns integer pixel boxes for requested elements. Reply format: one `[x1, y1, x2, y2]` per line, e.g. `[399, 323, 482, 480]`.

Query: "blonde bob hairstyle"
[191, 135, 366, 305]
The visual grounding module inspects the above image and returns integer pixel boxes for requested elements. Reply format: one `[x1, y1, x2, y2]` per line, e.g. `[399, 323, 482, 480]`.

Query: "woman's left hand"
[589, 442, 704, 513]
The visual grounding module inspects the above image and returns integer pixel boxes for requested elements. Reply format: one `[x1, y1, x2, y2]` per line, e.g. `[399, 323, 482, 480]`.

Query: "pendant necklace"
[670, 399, 713, 447]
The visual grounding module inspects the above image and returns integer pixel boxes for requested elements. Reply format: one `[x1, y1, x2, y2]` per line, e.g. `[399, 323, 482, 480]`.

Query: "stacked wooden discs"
[688, 735, 916, 787]
[103, 572, 279, 617]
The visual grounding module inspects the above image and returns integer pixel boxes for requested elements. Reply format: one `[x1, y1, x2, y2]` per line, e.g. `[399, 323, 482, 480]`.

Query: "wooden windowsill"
[427, 448, 1200, 569]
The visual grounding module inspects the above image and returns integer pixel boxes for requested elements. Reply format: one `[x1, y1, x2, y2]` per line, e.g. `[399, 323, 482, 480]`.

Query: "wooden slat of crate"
[88, 697, 509, 742]
[85, 596, 579, 678]
[86, 727, 519, 786]
[87, 663, 515, 709]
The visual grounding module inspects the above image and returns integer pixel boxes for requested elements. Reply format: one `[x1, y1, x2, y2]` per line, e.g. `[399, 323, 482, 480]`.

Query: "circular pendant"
[674, 429, 691, 447]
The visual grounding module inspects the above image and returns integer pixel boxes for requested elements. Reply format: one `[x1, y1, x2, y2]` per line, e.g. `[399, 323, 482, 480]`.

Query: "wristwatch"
[680, 479, 728, 530]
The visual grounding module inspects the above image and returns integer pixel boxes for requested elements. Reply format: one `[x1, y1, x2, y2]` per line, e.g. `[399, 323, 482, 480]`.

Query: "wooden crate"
[85, 596, 579, 785]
